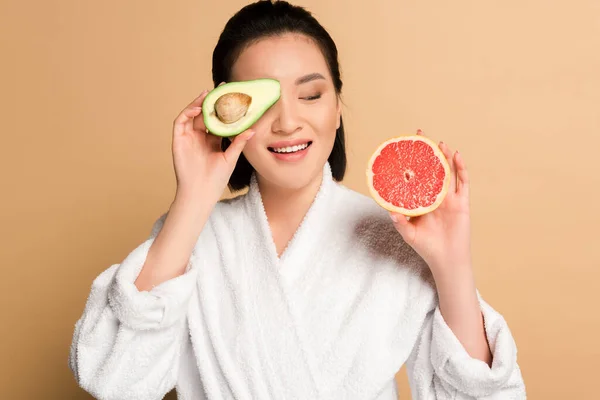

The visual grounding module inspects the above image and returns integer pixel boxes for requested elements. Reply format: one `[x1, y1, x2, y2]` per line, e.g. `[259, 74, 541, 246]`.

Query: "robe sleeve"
[68, 214, 200, 400]
[405, 293, 527, 399]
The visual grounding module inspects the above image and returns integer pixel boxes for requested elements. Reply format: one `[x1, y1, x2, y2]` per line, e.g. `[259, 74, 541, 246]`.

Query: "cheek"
[241, 138, 261, 158]
[310, 100, 339, 137]
[248, 112, 273, 138]
[239, 130, 269, 164]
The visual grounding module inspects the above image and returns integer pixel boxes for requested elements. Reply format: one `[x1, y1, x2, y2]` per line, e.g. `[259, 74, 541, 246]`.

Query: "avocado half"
[202, 78, 281, 137]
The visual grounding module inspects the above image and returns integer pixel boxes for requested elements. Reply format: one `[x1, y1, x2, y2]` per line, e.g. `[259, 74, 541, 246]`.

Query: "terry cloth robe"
[69, 162, 526, 400]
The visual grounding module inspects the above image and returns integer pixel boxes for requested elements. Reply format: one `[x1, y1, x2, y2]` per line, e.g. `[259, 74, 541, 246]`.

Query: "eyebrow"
[295, 73, 326, 85]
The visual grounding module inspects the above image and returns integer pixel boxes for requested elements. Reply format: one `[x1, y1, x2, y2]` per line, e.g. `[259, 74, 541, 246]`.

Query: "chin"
[264, 163, 323, 190]
[250, 152, 328, 192]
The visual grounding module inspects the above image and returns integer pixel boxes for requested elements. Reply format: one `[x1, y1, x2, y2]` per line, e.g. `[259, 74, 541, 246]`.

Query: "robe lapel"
[277, 163, 336, 285]
[240, 165, 338, 399]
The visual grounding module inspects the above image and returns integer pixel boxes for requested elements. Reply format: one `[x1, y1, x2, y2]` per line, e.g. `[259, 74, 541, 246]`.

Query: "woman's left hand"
[390, 130, 472, 275]
[391, 131, 493, 364]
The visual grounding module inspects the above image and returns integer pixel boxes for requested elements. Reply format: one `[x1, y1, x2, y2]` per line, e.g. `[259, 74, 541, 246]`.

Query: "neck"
[256, 169, 325, 257]
[258, 170, 324, 223]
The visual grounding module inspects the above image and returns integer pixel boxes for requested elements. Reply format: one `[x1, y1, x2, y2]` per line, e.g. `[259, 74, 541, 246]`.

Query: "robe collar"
[246, 161, 335, 264]
[234, 162, 337, 398]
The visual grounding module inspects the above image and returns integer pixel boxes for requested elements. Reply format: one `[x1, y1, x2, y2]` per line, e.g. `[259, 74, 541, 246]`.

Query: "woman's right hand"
[171, 89, 255, 203]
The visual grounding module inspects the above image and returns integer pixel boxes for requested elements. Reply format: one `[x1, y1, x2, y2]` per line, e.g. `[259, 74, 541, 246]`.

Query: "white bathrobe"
[69, 163, 526, 400]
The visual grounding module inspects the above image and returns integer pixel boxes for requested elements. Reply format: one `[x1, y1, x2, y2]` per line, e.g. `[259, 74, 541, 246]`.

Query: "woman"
[69, 1, 526, 399]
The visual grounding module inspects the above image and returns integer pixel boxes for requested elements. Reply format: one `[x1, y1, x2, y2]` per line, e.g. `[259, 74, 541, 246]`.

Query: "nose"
[271, 92, 302, 136]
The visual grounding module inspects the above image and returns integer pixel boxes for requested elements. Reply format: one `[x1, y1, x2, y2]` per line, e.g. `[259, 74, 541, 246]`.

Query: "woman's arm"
[135, 88, 256, 291]
[405, 292, 526, 399]
[388, 133, 525, 397]
[134, 192, 213, 291]
[69, 89, 255, 399]
[69, 214, 199, 400]
[431, 263, 492, 366]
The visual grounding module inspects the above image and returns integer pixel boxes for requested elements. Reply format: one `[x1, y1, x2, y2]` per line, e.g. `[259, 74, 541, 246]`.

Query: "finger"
[174, 107, 203, 137]
[390, 212, 416, 243]
[416, 129, 423, 135]
[192, 108, 207, 133]
[188, 89, 209, 107]
[173, 90, 209, 128]
[186, 90, 213, 133]
[181, 107, 202, 119]
[454, 150, 469, 196]
[438, 141, 454, 168]
[438, 141, 457, 192]
[223, 129, 256, 165]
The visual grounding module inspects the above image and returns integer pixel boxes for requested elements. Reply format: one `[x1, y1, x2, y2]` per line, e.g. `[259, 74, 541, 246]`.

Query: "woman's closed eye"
[301, 93, 322, 101]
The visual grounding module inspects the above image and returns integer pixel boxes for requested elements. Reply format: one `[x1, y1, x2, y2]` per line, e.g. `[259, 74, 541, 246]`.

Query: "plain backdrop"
[1, 0, 599, 399]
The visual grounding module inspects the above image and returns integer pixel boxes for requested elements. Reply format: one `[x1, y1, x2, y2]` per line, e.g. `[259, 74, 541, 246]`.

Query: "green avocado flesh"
[202, 79, 281, 137]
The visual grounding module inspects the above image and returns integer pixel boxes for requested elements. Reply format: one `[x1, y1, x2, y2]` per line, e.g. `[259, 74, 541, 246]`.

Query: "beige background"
[1, 0, 599, 399]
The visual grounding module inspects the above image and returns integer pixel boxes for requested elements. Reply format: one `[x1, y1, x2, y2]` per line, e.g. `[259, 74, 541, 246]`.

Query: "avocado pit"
[214, 92, 252, 124]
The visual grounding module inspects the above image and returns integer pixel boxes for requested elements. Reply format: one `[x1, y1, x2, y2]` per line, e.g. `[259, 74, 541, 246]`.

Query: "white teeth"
[273, 143, 309, 153]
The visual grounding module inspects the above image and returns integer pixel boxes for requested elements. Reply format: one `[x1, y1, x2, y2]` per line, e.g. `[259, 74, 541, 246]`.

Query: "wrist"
[174, 185, 215, 208]
[170, 192, 214, 225]
[428, 254, 472, 279]
[431, 263, 481, 320]
[430, 262, 476, 295]
[175, 178, 226, 204]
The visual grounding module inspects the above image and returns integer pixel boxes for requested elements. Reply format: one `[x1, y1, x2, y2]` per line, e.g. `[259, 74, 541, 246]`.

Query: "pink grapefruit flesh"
[366, 135, 451, 216]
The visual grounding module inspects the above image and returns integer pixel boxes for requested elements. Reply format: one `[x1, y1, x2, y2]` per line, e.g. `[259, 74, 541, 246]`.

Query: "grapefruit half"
[366, 135, 451, 216]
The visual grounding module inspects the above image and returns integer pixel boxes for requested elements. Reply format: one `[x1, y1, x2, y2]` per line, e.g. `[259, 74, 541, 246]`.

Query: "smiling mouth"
[267, 141, 313, 154]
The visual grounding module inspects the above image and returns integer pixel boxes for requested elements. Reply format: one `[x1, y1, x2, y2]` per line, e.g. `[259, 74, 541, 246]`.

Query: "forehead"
[231, 33, 330, 82]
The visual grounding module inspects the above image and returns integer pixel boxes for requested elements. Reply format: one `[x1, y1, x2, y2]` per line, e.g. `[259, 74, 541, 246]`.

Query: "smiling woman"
[68, 1, 526, 399]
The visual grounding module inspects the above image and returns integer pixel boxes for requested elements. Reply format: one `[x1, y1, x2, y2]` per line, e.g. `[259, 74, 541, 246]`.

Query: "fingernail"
[390, 213, 398, 222]
[247, 130, 255, 139]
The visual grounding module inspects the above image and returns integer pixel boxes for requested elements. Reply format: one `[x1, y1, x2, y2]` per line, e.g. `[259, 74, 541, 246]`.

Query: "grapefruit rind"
[366, 135, 451, 217]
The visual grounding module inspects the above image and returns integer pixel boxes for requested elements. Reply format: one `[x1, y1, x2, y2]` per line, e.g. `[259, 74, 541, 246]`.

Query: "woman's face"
[230, 33, 341, 191]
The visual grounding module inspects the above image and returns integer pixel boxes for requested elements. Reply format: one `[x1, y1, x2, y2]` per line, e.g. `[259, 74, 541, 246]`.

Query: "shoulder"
[331, 183, 435, 286]
[330, 183, 402, 252]
[146, 191, 249, 239]
[330, 184, 438, 319]
[213, 191, 250, 220]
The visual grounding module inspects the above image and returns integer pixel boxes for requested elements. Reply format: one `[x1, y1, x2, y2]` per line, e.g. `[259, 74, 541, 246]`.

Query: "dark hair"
[212, 0, 346, 191]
